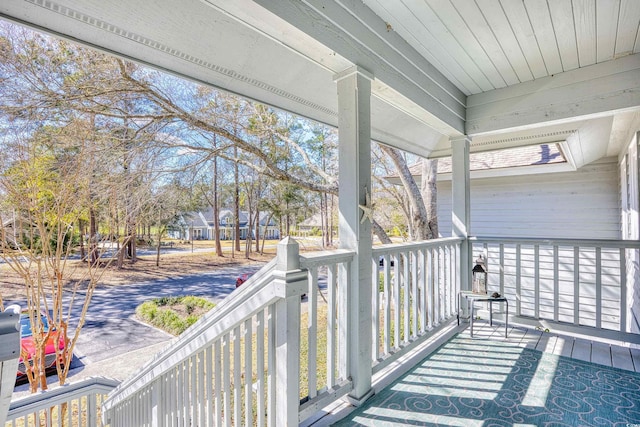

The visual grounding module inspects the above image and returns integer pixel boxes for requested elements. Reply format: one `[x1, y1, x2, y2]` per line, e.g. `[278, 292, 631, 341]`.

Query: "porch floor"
[322, 321, 640, 426]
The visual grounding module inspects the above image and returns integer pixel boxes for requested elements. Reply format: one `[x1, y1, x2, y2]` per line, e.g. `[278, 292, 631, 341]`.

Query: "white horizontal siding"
[437, 160, 621, 239]
[471, 242, 628, 332]
[622, 131, 640, 334]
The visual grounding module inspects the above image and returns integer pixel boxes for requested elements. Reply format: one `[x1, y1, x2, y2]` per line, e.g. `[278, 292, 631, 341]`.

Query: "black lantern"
[472, 254, 488, 294]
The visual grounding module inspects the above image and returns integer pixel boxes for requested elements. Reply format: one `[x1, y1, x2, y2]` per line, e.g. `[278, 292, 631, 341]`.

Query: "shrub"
[155, 296, 182, 306]
[181, 295, 214, 314]
[186, 315, 199, 328]
[136, 301, 158, 320]
[136, 296, 215, 335]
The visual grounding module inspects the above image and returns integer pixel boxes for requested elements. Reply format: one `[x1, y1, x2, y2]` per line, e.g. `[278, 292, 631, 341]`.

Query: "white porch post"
[451, 136, 471, 291]
[273, 237, 307, 426]
[334, 65, 375, 404]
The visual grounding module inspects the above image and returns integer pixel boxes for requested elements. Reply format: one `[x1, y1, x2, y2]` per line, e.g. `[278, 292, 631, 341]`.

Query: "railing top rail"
[8, 377, 119, 417]
[104, 258, 279, 410]
[371, 237, 463, 255]
[300, 249, 355, 268]
[471, 236, 640, 249]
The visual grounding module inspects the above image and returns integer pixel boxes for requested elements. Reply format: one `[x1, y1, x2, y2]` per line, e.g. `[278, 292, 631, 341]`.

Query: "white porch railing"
[371, 237, 463, 371]
[102, 238, 356, 426]
[99, 236, 464, 426]
[471, 237, 640, 340]
[297, 249, 355, 421]
[5, 377, 119, 427]
[10, 236, 639, 426]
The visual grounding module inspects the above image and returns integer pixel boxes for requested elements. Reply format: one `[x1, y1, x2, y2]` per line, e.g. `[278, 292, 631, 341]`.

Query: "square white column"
[334, 65, 374, 403]
[452, 136, 471, 291]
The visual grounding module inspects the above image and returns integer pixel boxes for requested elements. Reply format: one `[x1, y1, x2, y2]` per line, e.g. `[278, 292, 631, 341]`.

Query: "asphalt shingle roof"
[407, 143, 565, 175]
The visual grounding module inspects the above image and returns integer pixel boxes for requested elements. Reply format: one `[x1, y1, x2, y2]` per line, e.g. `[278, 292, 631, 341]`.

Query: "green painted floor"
[334, 328, 640, 426]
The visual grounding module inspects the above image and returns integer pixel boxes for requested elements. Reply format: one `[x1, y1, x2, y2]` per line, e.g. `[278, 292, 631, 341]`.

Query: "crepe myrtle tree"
[0, 123, 118, 393]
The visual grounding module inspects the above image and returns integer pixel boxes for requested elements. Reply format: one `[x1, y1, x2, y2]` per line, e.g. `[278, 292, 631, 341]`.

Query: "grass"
[221, 297, 329, 425]
[300, 302, 328, 399]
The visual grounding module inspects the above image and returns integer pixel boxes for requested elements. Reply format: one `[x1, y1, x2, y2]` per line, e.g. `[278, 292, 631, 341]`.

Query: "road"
[71, 264, 265, 366]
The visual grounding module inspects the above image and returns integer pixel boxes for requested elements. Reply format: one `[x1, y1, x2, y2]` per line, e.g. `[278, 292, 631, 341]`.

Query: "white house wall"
[620, 131, 640, 334]
[437, 159, 621, 240]
[442, 159, 624, 331]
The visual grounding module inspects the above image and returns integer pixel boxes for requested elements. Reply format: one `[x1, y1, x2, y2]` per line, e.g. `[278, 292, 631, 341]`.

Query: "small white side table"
[457, 291, 509, 338]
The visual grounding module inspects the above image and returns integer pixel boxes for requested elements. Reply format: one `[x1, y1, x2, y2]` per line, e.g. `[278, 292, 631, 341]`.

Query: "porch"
[6, 234, 638, 426]
[0, 1, 639, 425]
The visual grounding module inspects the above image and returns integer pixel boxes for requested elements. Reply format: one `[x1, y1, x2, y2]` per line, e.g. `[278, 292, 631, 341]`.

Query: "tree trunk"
[245, 210, 252, 259]
[116, 212, 124, 269]
[79, 219, 86, 261]
[372, 219, 392, 244]
[421, 158, 439, 239]
[234, 146, 241, 252]
[261, 213, 273, 254]
[320, 192, 327, 248]
[155, 226, 163, 267]
[213, 141, 223, 257]
[328, 194, 334, 246]
[255, 205, 260, 253]
[36, 342, 47, 392]
[89, 207, 98, 265]
[380, 145, 430, 241]
[127, 220, 136, 262]
[213, 197, 223, 256]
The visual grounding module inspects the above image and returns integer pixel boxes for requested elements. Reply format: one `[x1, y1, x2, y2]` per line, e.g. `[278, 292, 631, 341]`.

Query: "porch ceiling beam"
[467, 54, 640, 136]
[252, 0, 467, 136]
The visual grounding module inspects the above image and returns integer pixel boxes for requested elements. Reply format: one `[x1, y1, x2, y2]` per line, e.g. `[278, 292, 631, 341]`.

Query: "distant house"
[175, 212, 209, 240]
[174, 208, 279, 241]
[296, 212, 338, 238]
[296, 213, 322, 235]
[255, 212, 280, 240]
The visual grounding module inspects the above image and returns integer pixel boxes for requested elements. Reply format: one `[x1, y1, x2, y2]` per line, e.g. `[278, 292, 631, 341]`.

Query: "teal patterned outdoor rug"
[334, 337, 640, 426]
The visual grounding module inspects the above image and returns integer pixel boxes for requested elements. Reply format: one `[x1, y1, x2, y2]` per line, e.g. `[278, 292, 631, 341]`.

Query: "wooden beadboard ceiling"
[364, 0, 640, 96]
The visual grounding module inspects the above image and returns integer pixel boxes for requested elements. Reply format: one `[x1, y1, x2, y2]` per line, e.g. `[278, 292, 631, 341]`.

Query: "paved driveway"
[12, 263, 266, 393]
[73, 264, 265, 364]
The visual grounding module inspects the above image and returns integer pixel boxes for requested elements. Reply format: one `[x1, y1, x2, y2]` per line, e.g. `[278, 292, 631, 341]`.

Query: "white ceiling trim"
[4, 0, 340, 120]
[429, 129, 577, 159]
[201, 0, 353, 73]
[437, 162, 576, 182]
[564, 117, 614, 168]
